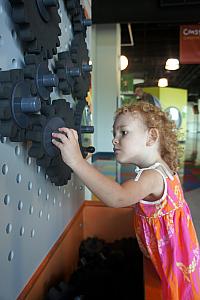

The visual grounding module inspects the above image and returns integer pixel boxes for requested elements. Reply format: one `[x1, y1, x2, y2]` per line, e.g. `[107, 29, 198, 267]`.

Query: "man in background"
[134, 85, 161, 108]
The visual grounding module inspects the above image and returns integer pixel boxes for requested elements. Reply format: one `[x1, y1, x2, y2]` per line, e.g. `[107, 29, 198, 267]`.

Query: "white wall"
[92, 24, 121, 152]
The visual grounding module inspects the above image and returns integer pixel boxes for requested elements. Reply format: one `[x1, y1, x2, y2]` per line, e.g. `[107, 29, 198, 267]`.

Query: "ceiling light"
[158, 78, 168, 87]
[120, 55, 128, 71]
[165, 58, 180, 70]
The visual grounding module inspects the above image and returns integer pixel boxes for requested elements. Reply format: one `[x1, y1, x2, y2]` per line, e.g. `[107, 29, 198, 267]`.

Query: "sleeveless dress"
[133, 162, 200, 300]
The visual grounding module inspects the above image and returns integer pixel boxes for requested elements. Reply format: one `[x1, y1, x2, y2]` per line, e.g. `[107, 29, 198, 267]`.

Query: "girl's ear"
[146, 128, 159, 146]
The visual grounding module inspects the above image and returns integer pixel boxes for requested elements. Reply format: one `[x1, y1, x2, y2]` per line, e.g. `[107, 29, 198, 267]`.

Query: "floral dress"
[134, 162, 200, 300]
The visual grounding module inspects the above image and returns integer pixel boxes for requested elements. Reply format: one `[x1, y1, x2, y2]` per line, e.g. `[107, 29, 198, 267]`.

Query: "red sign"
[180, 24, 200, 64]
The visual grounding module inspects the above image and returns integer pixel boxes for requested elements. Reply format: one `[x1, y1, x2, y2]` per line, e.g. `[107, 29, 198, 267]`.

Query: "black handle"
[82, 146, 95, 153]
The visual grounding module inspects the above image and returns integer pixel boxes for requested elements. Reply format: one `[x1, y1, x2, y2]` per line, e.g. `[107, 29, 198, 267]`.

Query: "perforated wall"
[0, 0, 91, 298]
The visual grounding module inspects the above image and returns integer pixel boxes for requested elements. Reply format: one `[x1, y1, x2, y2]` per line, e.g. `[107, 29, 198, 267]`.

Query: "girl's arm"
[52, 128, 164, 208]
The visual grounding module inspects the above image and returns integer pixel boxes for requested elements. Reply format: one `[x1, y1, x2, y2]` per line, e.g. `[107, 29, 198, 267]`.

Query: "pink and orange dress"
[134, 162, 200, 300]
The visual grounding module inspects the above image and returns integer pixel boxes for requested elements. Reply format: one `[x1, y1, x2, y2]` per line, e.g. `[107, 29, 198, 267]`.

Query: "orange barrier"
[17, 201, 161, 300]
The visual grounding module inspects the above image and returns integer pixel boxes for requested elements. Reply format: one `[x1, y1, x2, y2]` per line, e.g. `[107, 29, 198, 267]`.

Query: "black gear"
[0, 69, 41, 141]
[10, 0, 61, 59]
[65, 0, 92, 36]
[55, 51, 80, 95]
[74, 99, 94, 158]
[24, 52, 59, 102]
[27, 100, 75, 185]
[71, 4, 92, 36]
[79, 237, 106, 260]
[64, 0, 80, 17]
[70, 34, 92, 99]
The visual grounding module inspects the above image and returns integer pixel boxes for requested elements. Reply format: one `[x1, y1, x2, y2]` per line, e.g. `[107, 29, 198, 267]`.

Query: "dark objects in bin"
[46, 237, 144, 300]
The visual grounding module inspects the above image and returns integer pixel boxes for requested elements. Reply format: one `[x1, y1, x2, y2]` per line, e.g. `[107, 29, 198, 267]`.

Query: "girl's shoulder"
[134, 162, 175, 203]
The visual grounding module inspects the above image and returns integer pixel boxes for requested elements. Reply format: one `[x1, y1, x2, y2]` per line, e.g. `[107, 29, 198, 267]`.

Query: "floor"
[93, 131, 200, 241]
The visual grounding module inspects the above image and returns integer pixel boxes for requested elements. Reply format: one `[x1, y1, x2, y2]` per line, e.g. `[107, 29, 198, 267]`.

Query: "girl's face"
[112, 111, 148, 164]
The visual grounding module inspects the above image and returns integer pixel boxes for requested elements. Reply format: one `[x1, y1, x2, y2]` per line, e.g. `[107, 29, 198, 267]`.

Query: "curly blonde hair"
[115, 101, 180, 172]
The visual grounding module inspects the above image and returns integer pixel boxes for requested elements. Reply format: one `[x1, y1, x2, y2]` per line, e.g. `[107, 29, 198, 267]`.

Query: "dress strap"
[134, 162, 173, 205]
[134, 162, 174, 181]
[156, 162, 174, 181]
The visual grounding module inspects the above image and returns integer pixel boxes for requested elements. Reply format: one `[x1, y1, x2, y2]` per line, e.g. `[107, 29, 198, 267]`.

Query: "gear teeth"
[10, 0, 61, 59]
[10, 129, 26, 142]
[46, 159, 72, 186]
[0, 69, 39, 140]
[24, 52, 54, 101]
[37, 156, 52, 168]
[25, 99, 75, 185]
[52, 47, 57, 55]
[56, 41, 60, 48]
[24, 65, 36, 78]
[29, 114, 46, 127]
[19, 26, 35, 41]
[47, 49, 51, 59]
[30, 83, 37, 96]
[55, 50, 80, 95]
[0, 101, 12, 119]
[69, 34, 91, 100]
[0, 86, 11, 99]
[28, 144, 44, 158]
[24, 53, 38, 65]
[0, 69, 24, 82]
[0, 120, 18, 137]
[41, 103, 56, 117]
[26, 131, 42, 142]
[65, 0, 81, 17]
[12, 4, 28, 23]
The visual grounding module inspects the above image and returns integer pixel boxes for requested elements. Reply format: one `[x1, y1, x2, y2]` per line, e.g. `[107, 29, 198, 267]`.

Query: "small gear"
[55, 51, 80, 95]
[0, 69, 41, 141]
[10, 0, 61, 59]
[74, 99, 94, 158]
[71, 4, 92, 36]
[24, 52, 59, 102]
[79, 237, 106, 258]
[27, 100, 75, 185]
[70, 34, 92, 99]
[65, 0, 92, 37]
[64, 0, 80, 17]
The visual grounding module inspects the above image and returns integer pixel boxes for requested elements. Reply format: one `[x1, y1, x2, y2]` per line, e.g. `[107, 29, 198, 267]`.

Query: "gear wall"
[0, 0, 92, 299]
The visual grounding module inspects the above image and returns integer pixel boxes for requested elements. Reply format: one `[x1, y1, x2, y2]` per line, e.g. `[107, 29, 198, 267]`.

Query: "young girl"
[52, 101, 200, 299]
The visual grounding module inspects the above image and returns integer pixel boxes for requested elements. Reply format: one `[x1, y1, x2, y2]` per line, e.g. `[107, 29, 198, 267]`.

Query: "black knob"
[42, 74, 59, 87]
[20, 97, 41, 113]
[83, 146, 95, 154]
[81, 126, 94, 134]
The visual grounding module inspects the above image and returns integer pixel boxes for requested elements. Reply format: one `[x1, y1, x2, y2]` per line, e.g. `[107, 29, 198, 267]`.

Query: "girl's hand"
[52, 127, 83, 169]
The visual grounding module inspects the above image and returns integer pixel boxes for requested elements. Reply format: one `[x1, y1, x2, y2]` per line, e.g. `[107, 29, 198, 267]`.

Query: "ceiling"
[92, 0, 200, 101]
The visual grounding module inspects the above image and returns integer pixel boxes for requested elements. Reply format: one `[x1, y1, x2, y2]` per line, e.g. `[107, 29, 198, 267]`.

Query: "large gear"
[27, 100, 75, 185]
[55, 51, 80, 95]
[10, 0, 61, 59]
[24, 52, 59, 102]
[70, 34, 92, 99]
[0, 69, 41, 141]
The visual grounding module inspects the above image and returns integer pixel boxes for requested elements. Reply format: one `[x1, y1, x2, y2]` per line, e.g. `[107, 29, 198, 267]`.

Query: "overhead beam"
[92, 0, 200, 24]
